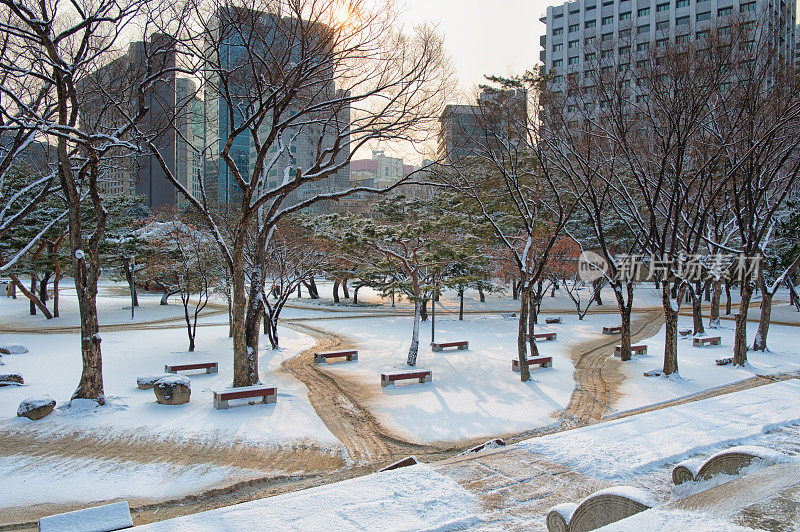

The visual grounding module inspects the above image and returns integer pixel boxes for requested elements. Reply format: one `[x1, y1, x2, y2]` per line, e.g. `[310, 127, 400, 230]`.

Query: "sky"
[401, 0, 549, 98]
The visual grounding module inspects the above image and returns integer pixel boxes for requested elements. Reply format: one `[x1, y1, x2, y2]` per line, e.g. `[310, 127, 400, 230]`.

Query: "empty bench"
[165, 361, 218, 374]
[603, 326, 622, 335]
[501, 312, 517, 320]
[431, 341, 468, 352]
[693, 336, 721, 347]
[545, 317, 563, 324]
[533, 332, 557, 342]
[213, 384, 276, 409]
[614, 344, 647, 357]
[314, 350, 358, 363]
[512, 356, 553, 372]
[381, 370, 432, 387]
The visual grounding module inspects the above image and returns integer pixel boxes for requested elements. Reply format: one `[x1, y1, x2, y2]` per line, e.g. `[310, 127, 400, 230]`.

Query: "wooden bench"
[614, 344, 647, 357]
[39, 501, 133, 532]
[679, 328, 693, 337]
[533, 332, 557, 342]
[501, 312, 517, 320]
[213, 384, 277, 409]
[314, 350, 358, 363]
[693, 336, 721, 347]
[716, 357, 734, 366]
[431, 341, 468, 352]
[379, 456, 419, 471]
[165, 361, 218, 374]
[545, 317, 563, 324]
[511, 356, 553, 372]
[602, 326, 622, 335]
[381, 370, 432, 387]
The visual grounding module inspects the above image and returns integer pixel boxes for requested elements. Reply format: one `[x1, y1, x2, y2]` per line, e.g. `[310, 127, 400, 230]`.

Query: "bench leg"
[544, 361, 552, 368]
[349, 353, 358, 361]
[207, 366, 218, 374]
[265, 393, 277, 404]
[314, 355, 323, 363]
[459, 344, 468, 350]
[431, 346, 442, 352]
[422, 374, 432, 383]
[512, 362, 520, 372]
[165, 366, 177, 374]
[381, 378, 390, 387]
[213, 397, 229, 410]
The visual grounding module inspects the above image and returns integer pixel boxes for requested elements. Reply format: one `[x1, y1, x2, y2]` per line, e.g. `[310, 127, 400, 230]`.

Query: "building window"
[638, 23, 651, 33]
[570, 8, 580, 14]
[696, 29, 709, 39]
[638, 7, 650, 16]
[620, 11, 632, 20]
[553, 59, 563, 66]
[569, 39, 579, 48]
[620, 45, 631, 55]
[697, 10, 710, 21]
[620, 29, 631, 38]
[656, 37, 668, 47]
[740, 1, 755, 11]
[555, 12, 564, 18]
[676, 0, 689, 7]
[602, 32, 614, 41]
[586, 35, 596, 45]
[637, 42, 649, 51]
[554, 43, 563, 51]
[676, 15, 689, 25]
[554, 27, 564, 35]
[601, 49, 613, 58]
[676, 34, 690, 43]
[585, 52, 596, 61]
[553, 75, 564, 83]
[585, 19, 596, 28]
[718, 6, 732, 15]
[586, 4, 597, 11]
[656, 20, 669, 30]
[570, 23, 580, 32]
[602, 15, 614, 25]
[569, 56, 580, 64]
[603, 0, 614, 5]
[657, 2, 670, 11]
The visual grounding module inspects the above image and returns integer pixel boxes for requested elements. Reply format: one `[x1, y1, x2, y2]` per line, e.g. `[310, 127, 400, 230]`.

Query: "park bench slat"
[511, 356, 553, 372]
[602, 326, 623, 335]
[532, 332, 557, 341]
[213, 385, 276, 409]
[615, 344, 648, 356]
[431, 341, 468, 352]
[381, 370, 432, 387]
[165, 362, 218, 374]
[693, 336, 721, 347]
[314, 350, 358, 363]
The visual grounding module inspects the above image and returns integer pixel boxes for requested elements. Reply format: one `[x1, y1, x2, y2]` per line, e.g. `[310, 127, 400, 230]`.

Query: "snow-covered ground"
[612, 315, 800, 413]
[519, 380, 800, 479]
[0, 323, 340, 452]
[133, 463, 481, 531]
[311, 312, 623, 444]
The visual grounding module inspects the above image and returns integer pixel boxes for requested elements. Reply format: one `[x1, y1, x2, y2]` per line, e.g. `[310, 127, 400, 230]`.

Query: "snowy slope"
[133, 464, 481, 531]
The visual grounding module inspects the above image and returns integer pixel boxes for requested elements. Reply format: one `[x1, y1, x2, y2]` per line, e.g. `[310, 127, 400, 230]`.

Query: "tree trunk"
[512, 279, 521, 300]
[612, 282, 634, 361]
[703, 280, 711, 302]
[353, 285, 360, 304]
[242, 265, 265, 387]
[752, 290, 772, 352]
[725, 279, 732, 315]
[342, 279, 350, 299]
[420, 298, 428, 322]
[407, 300, 421, 366]
[478, 287, 485, 302]
[661, 282, 679, 375]
[123, 259, 139, 307]
[593, 278, 603, 305]
[516, 281, 532, 382]
[39, 271, 50, 302]
[709, 280, 721, 328]
[459, 288, 464, 320]
[733, 280, 754, 366]
[333, 278, 340, 303]
[230, 257, 254, 387]
[306, 276, 320, 299]
[10, 274, 53, 318]
[53, 260, 60, 317]
[29, 273, 37, 315]
[527, 291, 540, 358]
[690, 284, 705, 336]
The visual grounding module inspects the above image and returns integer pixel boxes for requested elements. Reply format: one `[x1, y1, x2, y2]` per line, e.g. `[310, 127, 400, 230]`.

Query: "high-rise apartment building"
[540, 0, 796, 80]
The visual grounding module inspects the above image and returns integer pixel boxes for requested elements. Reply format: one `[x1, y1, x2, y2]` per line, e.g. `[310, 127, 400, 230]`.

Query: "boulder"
[0, 373, 23, 386]
[153, 375, 191, 405]
[1, 344, 28, 354]
[137, 373, 173, 390]
[17, 395, 56, 420]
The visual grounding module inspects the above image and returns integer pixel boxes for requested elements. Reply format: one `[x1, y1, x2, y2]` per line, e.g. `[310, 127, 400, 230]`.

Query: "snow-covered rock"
[0, 373, 23, 386]
[137, 374, 173, 390]
[17, 395, 56, 420]
[153, 376, 190, 405]
[1, 344, 28, 354]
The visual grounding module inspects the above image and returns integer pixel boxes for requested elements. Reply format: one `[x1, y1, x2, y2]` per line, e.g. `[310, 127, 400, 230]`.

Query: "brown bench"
[431, 341, 468, 352]
[603, 326, 622, 335]
[533, 332, 557, 342]
[379, 456, 419, 472]
[213, 384, 276, 409]
[693, 336, 721, 347]
[716, 357, 734, 365]
[512, 356, 553, 372]
[614, 344, 647, 357]
[165, 362, 218, 374]
[545, 317, 563, 324]
[314, 350, 358, 363]
[381, 370, 432, 387]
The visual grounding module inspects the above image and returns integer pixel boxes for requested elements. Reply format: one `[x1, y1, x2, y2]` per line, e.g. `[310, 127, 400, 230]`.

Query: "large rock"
[137, 373, 173, 390]
[1, 344, 28, 354]
[153, 375, 191, 405]
[17, 395, 56, 420]
[0, 373, 23, 386]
